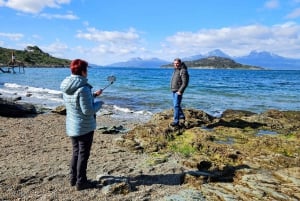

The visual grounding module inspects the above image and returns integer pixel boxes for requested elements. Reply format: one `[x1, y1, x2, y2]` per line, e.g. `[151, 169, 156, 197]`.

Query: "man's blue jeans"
[172, 92, 185, 124]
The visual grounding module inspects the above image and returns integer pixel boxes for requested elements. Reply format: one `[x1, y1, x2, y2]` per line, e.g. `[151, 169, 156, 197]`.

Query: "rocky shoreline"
[0, 99, 299, 200]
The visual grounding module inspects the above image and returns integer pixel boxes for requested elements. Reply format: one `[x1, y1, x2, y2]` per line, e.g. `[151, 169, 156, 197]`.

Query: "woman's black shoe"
[70, 179, 76, 187]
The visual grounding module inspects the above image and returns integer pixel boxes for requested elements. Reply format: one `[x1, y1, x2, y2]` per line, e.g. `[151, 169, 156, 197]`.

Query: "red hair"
[70, 59, 88, 75]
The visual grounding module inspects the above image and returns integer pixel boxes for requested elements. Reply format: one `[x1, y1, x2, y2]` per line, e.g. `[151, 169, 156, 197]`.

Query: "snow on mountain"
[235, 51, 300, 70]
[204, 49, 231, 58]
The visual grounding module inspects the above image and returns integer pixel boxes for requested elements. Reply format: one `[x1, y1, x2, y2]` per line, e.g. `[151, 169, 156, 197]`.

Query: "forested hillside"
[0, 46, 71, 67]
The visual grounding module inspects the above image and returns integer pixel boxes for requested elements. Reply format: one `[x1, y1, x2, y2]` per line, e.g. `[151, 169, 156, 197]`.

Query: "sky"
[1, 0, 300, 65]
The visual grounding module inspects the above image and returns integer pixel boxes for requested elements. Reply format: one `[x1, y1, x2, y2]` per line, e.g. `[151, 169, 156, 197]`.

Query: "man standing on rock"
[170, 58, 189, 127]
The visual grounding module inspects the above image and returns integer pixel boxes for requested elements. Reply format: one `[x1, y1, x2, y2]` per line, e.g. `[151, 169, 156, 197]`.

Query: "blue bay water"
[0, 67, 299, 117]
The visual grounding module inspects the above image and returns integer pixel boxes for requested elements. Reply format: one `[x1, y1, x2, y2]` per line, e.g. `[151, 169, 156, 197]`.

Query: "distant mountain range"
[1, 45, 298, 70]
[107, 49, 300, 70]
[106, 57, 169, 68]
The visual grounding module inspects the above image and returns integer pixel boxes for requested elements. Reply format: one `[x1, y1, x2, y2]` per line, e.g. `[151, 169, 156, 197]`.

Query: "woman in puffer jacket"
[60, 59, 103, 191]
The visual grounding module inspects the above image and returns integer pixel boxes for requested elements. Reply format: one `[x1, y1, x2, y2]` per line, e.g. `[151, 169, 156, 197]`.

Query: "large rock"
[0, 97, 37, 117]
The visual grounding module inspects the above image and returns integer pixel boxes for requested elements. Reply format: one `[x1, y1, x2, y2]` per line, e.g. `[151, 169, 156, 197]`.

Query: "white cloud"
[1, 0, 71, 14]
[285, 7, 300, 19]
[76, 27, 140, 43]
[67, 22, 300, 64]
[0, 32, 23, 40]
[39, 12, 78, 20]
[264, 0, 280, 9]
[2, 23, 300, 65]
[65, 22, 300, 64]
[161, 22, 300, 59]
[41, 40, 69, 58]
[75, 27, 143, 57]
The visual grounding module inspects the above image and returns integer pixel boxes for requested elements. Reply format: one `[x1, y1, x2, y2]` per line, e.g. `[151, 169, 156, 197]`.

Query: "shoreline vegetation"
[0, 95, 299, 200]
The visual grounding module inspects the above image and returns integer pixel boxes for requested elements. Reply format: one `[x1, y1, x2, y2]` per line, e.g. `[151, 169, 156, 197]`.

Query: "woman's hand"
[93, 89, 103, 97]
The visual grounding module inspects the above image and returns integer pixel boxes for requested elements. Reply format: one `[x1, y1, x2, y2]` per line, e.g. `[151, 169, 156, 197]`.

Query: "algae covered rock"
[119, 108, 299, 200]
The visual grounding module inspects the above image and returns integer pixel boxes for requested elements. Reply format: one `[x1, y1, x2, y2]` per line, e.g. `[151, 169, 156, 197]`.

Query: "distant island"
[161, 56, 264, 70]
[0, 46, 71, 67]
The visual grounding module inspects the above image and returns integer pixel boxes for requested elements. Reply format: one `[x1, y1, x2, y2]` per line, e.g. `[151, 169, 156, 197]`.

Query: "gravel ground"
[0, 113, 189, 201]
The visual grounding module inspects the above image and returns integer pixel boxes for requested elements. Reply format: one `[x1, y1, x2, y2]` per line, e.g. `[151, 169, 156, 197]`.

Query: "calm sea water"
[0, 67, 299, 118]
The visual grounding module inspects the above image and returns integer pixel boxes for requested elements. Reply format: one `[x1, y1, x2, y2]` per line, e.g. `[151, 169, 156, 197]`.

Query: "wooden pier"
[0, 51, 25, 73]
[0, 65, 25, 73]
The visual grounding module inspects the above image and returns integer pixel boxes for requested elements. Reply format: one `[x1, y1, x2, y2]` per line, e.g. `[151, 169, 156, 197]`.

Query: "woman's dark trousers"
[70, 131, 94, 185]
